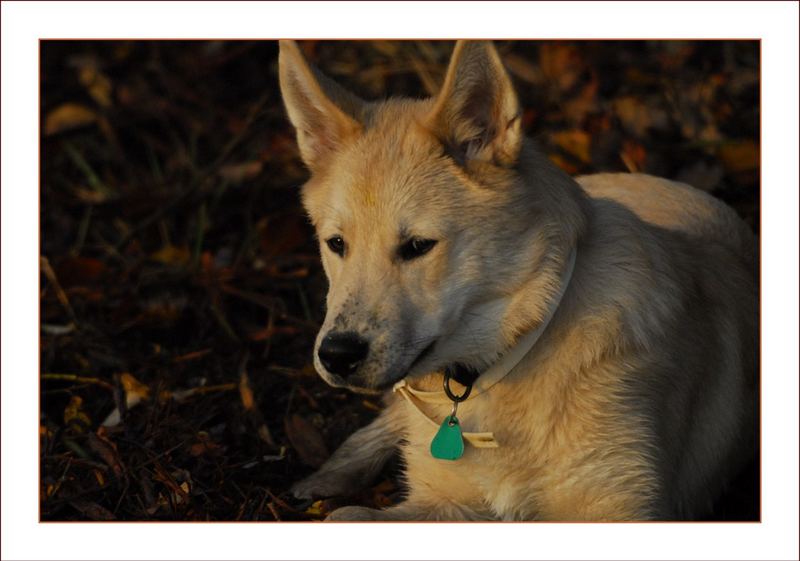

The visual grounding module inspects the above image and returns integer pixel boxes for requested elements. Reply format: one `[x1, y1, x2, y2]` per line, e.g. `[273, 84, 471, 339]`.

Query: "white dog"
[279, 40, 757, 521]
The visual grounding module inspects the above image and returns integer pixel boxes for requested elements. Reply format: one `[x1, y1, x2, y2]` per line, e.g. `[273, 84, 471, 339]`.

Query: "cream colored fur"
[279, 40, 757, 521]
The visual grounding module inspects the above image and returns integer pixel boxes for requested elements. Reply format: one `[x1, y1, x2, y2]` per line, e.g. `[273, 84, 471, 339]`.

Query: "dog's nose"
[318, 332, 369, 377]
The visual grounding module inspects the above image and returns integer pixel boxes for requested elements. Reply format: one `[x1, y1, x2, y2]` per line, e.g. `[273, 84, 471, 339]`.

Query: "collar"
[393, 248, 577, 437]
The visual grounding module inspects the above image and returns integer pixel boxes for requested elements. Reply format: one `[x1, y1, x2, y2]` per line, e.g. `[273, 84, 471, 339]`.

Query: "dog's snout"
[318, 332, 369, 378]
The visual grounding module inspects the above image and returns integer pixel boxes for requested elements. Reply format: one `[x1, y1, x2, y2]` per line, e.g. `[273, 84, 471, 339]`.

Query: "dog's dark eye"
[399, 238, 437, 261]
[326, 235, 345, 257]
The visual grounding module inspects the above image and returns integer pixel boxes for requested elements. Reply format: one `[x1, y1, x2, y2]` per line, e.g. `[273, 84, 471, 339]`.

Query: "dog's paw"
[290, 471, 360, 500]
[324, 506, 380, 521]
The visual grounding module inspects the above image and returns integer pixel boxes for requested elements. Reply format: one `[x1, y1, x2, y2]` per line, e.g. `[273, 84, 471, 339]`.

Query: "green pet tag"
[430, 415, 465, 460]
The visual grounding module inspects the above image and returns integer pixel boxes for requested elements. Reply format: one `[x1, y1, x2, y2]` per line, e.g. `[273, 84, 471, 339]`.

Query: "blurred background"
[40, 40, 760, 521]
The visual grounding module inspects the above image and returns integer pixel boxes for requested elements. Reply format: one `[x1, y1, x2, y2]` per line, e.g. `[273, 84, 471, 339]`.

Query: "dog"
[278, 40, 757, 521]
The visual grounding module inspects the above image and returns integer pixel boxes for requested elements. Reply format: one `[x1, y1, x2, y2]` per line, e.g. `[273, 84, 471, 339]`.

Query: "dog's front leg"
[291, 402, 402, 500]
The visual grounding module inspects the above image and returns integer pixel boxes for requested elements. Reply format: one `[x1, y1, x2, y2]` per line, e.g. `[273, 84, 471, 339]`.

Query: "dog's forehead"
[312, 100, 459, 230]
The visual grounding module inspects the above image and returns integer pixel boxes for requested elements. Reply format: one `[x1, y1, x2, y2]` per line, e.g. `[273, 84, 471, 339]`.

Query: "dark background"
[40, 40, 760, 521]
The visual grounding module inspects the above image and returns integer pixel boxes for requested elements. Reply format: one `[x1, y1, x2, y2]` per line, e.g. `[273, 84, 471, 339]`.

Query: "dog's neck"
[406, 147, 588, 394]
[409, 247, 578, 395]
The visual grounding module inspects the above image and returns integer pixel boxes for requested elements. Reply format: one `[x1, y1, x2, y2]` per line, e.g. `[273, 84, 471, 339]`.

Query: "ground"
[40, 40, 759, 521]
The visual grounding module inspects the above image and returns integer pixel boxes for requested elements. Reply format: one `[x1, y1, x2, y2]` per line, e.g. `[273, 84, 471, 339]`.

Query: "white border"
[2, 2, 798, 560]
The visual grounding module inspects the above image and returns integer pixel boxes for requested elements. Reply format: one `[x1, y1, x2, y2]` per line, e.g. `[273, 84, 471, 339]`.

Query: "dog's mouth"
[373, 338, 438, 391]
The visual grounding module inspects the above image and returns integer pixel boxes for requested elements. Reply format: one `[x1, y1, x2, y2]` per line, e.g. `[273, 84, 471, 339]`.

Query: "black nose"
[318, 332, 369, 377]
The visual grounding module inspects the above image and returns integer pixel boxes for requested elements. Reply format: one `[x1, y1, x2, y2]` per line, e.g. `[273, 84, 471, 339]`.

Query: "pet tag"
[430, 415, 465, 460]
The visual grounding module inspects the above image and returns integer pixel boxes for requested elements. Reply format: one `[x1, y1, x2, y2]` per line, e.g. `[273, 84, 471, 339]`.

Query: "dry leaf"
[219, 161, 263, 184]
[305, 499, 327, 517]
[120, 372, 150, 401]
[539, 43, 584, 92]
[102, 373, 150, 426]
[44, 103, 97, 136]
[248, 325, 301, 342]
[149, 245, 191, 266]
[547, 153, 579, 175]
[620, 140, 648, 173]
[239, 370, 255, 411]
[718, 140, 759, 174]
[70, 499, 116, 521]
[614, 96, 669, 138]
[87, 430, 124, 476]
[284, 414, 329, 468]
[189, 434, 223, 457]
[361, 400, 381, 412]
[55, 256, 106, 288]
[257, 424, 275, 445]
[78, 65, 113, 108]
[64, 396, 91, 432]
[551, 130, 592, 164]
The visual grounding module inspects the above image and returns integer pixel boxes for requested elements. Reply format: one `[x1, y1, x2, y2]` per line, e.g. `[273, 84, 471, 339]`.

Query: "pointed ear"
[425, 41, 522, 167]
[278, 40, 364, 171]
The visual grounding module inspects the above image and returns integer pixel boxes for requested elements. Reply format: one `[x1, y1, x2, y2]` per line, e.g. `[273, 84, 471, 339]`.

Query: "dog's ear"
[426, 41, 522, 167]
[279, 40, 364, 171]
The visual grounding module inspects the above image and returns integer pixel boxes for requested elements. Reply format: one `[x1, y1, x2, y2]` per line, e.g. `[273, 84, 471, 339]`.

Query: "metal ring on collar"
[443, 370, 472, 402]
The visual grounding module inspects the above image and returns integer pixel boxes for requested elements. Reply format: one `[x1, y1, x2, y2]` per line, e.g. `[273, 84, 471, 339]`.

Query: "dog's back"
[578, 173, 755, 264]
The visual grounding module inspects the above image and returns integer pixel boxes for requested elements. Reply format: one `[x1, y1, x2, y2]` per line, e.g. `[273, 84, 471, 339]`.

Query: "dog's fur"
[278, 40, 757, 521]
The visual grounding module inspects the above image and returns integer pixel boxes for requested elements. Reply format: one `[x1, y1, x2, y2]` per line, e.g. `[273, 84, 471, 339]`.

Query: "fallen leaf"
[44, 103, 98, 136]
[173, 349, 212, 363]
[257, 424, 275, 445]
[78, 65, 113, 108]
[189, 432, 223, 457]
[562, 76, 599, 126]
[177, 481, 191, 504]
[248, 325, 301, 342]
[64, 395, 91, 432]
[551, 130, 592, 164]
[305, 499, 326, 518]
[284, 414, 329, 468]
[55, 257, 106, 288]
[614, 96, 669, 138]
[239, 370, 256, 411]
[120, 372, 150, 401]
[219, 161, 263, 184]
[718, 140, 759, 174]
[539, 43, 584, 92]
[87, 430, 124, 476]
[547, 154, 578, 175]
[149, 244, 191, 266]
[620, 140, 648, 173]
[70, 499, 116, 521]
[101, 373, 150, 426]
[361, 400, 381, 412]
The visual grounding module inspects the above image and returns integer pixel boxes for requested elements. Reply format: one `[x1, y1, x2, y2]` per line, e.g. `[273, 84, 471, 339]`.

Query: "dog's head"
[279, 41, 582, 391]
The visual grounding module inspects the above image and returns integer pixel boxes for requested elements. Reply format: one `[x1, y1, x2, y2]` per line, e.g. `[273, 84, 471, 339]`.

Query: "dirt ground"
[40, 40, 760, 521]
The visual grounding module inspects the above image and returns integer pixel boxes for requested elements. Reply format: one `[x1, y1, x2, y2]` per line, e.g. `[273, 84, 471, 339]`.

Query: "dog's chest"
[397, 394, 547, 519]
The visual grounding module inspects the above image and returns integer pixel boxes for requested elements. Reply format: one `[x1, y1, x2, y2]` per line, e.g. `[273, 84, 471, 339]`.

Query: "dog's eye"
[399, 238, 437, 261]
[326, 235, 345, 257]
